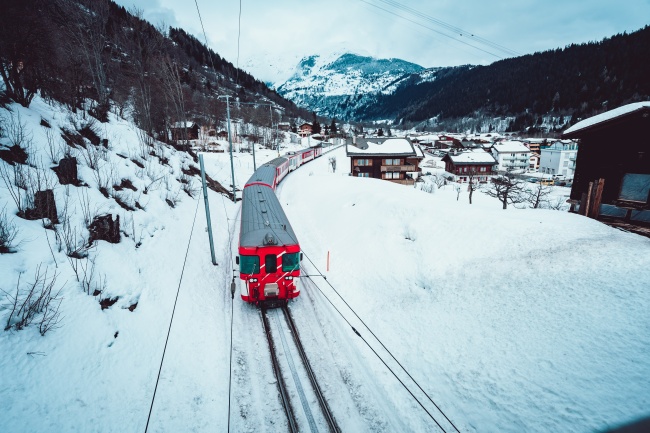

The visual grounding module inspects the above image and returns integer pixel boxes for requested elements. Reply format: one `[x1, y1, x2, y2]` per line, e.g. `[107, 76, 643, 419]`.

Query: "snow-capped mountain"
[273, 53, 429, 119]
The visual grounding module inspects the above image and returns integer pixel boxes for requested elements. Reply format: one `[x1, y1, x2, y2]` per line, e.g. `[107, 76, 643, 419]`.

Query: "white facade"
[491, 141, 531, 172]
[540, 140, 578, 178]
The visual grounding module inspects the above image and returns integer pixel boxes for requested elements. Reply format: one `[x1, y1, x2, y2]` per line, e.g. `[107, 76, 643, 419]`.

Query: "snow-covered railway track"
[261, 305, 340, 433]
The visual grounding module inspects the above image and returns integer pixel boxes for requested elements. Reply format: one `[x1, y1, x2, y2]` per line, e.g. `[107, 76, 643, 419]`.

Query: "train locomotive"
[237, 145, 322, 304]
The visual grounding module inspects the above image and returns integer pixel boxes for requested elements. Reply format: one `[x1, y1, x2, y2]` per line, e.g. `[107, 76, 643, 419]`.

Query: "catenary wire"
[144, 198, 200, 433]
[360, 0, 501, 59]
[238, 151, 459, 431]
[373, 0, 521, 57]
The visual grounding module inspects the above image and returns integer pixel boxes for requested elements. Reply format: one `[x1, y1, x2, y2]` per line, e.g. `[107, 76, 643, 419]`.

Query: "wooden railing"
[380, 165, 416, 172]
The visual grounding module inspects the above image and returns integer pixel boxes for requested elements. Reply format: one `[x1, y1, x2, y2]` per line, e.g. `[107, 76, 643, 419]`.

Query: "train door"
[265, 254, 277, 273]
[264, 254, 279, 297]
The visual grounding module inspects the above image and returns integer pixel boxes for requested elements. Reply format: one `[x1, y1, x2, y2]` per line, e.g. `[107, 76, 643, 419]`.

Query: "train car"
[238, 159, 301, 305]
[299, 148, 314, 164]
[286, 152, 301, 171]
[312, 143, 323, 159]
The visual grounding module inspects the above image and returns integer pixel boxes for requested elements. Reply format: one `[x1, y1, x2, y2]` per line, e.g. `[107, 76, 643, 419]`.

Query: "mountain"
[275, 27, 650, 134]
[274, 53, 428, 120]
[359, 25, 650, 130]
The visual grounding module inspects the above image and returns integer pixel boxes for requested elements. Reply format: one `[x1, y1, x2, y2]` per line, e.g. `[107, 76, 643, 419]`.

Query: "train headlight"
[249, 278, 258, 283]
[284, 276, 293, 280]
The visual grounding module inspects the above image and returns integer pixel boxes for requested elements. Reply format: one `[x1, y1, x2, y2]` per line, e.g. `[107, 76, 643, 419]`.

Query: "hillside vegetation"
[356, 26, 650, 131]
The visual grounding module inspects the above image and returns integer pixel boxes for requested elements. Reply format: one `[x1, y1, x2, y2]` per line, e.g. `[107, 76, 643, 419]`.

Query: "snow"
[1, 97, 650, 433]
[564, 101, 650, 135]
[446, 149, 496, 164]
[346, 138, 416, 156]
[492, 140, 530, 153]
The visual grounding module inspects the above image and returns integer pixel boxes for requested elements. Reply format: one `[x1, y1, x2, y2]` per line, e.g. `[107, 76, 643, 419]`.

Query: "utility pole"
[199, 154, 217, 265]
[219, 95, 237, 202]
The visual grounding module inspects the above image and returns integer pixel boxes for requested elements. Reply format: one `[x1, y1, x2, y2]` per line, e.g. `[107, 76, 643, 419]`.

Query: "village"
[166, 101, 650, 238]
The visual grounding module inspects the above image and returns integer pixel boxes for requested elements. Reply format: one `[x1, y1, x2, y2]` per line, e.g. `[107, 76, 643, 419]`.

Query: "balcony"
[381, 165, 416, 172]
[388, 178, 416, 186]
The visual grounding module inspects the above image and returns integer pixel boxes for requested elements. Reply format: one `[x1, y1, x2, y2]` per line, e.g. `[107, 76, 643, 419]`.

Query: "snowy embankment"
[281, 147, 650, 433]
[1, 96, 649, 433]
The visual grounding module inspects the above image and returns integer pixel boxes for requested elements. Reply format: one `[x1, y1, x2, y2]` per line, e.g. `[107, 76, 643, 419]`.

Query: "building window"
[619, 173, 650, 203]
[357, 173, 369, 178]
[479, 167, 487, 172]
[355, 159, 371, 166]
[384, 158, 400, 165]
[384, 172, 400, 179]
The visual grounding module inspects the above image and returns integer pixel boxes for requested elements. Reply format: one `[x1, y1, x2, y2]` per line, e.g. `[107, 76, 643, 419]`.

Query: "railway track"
[261, 304, 340, 433]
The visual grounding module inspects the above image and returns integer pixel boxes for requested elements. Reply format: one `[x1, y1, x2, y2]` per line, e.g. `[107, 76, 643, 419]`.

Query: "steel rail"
[261, 307, 299, 433]
[282, 305, 341, 433]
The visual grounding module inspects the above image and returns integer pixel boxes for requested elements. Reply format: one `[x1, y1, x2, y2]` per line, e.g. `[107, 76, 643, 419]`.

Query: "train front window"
[265, 254, 277, 273]
[282, 253, 300, 271]
[240, 255, 260, 274]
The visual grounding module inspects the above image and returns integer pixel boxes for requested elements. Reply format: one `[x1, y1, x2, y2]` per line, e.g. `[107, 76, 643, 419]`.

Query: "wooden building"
[170, 121, 199, 142]
[346, 138, 423, 185]
[442, 150, 497, 183]
[298, 123, 313, 137]
[562, 102, 650, 234]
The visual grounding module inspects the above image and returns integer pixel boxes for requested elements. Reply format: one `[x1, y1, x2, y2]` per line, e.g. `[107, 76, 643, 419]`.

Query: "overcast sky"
[112, 0, 650, 83]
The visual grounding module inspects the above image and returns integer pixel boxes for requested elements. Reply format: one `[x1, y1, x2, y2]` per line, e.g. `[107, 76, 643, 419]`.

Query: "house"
[278, 122, 291, 132]
[442, 150, 497, 183]
[539, 140, 578, 178]
[562, 102, 650, 234]
[170, 121, 199, 142]
[298, 123, 313, 137]
[346, 137, 422, 185]
[491, 140, 531, 172]
[435, 135, 461, 149]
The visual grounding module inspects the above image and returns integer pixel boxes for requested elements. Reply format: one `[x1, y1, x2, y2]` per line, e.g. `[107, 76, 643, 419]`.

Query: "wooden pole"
[590, 178, 605, 219]
[584, 181, 594, 217]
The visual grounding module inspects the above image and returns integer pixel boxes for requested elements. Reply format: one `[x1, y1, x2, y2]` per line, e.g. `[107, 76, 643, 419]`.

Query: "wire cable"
[373, 0, 521, 57]
[360, 0, 502, 59]
[144, 198, 200, 433]
[236, 0, 242, 88]
[239, 149, 460, 431]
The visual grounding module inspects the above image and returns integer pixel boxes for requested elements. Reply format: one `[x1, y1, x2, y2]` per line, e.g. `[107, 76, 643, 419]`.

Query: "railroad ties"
[261, 305, 340, 433]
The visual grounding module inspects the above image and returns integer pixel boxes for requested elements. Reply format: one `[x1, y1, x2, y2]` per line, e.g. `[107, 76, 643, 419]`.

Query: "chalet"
[346, 138, 422, 185]
[278, 122, 291, 132]
[299, 123, 313, 137]
[491, 141, 531, 172]
[170, 121, 199, 142]
[562, 102, 650, 235]
[435, 135, 461, 149]
[442, 150, 497, 183]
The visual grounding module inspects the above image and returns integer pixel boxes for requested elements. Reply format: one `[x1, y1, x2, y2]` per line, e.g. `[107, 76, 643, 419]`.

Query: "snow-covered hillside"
[1, 98, 649, 432]
[274, 52, 427, 119]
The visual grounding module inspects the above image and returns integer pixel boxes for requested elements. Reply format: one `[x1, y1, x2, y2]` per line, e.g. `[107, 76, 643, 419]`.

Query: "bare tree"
[524, 181, 552, 209]
[485, 172, 525, 209]
[0, 205, 19, 253]
[62, 0, 111, 120]
[0, 0, 53, 107]
[329, 156, 337, 173]
[2, 265, 63, 335]
[160, 55, 188, 146]
[467, 169, 480, 205]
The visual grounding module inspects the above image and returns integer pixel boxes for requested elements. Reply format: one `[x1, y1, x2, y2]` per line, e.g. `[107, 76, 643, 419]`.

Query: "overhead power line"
[361, 0, 522, 59]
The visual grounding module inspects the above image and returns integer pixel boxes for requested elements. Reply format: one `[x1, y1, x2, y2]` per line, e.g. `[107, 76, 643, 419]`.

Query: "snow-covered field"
[1, 99, 649, 433]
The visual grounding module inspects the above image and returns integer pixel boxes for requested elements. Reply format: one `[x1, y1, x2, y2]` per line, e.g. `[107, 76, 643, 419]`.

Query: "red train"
[237, 144, 322, 304]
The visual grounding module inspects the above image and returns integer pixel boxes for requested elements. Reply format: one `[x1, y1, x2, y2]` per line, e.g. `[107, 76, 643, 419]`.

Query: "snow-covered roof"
[491, 140, 530, 153]
[564, 101, 650, 135]
[346, 138, 416, 156]
[445, 150, 496, 165]
[171, 121, 196, 128]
